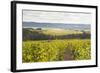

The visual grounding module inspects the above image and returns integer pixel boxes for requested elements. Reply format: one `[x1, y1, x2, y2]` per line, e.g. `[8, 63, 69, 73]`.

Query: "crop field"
[22, 39, 91, 63]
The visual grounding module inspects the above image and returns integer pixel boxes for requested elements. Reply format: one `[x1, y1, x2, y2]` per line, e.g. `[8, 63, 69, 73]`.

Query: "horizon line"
[22, 21, 91, 25]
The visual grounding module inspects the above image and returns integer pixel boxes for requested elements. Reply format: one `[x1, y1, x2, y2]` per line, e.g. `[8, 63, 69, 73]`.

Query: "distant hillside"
[22, 22, 90, 30]
[23, 28, 91, 41]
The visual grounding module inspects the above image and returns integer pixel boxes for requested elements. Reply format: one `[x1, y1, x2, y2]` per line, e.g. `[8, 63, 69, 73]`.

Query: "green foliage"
[22, 39, 91, 63]
[23, 28, 91, 41]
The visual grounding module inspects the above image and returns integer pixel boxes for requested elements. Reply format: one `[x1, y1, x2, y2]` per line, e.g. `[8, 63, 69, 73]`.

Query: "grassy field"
[30, 28, 83, 36]
[22, 39, 91, 63]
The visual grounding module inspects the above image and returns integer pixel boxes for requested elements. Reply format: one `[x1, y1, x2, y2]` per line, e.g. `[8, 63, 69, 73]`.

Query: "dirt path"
[64, 54, 73, 60]
[64, 49, 74, 60]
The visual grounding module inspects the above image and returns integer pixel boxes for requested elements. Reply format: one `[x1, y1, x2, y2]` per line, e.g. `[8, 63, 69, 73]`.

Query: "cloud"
[23, 10, 91, 24]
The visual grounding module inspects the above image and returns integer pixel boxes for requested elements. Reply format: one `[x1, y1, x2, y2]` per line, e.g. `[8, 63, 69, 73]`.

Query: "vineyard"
[22, 39, 91, 63]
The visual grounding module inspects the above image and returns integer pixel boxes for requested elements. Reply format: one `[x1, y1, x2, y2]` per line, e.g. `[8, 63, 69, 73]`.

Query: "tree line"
[23, 28, 91, 41]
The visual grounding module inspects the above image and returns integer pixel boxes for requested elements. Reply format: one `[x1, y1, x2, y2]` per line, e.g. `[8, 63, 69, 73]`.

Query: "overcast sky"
[23, 10, 91, 24]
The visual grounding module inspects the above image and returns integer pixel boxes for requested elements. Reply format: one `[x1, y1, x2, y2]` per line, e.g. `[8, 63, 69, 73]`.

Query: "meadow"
[22, 28, 91, 63]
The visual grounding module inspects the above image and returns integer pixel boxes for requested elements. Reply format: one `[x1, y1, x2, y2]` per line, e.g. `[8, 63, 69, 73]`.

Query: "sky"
[23, 10, 91, 24]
